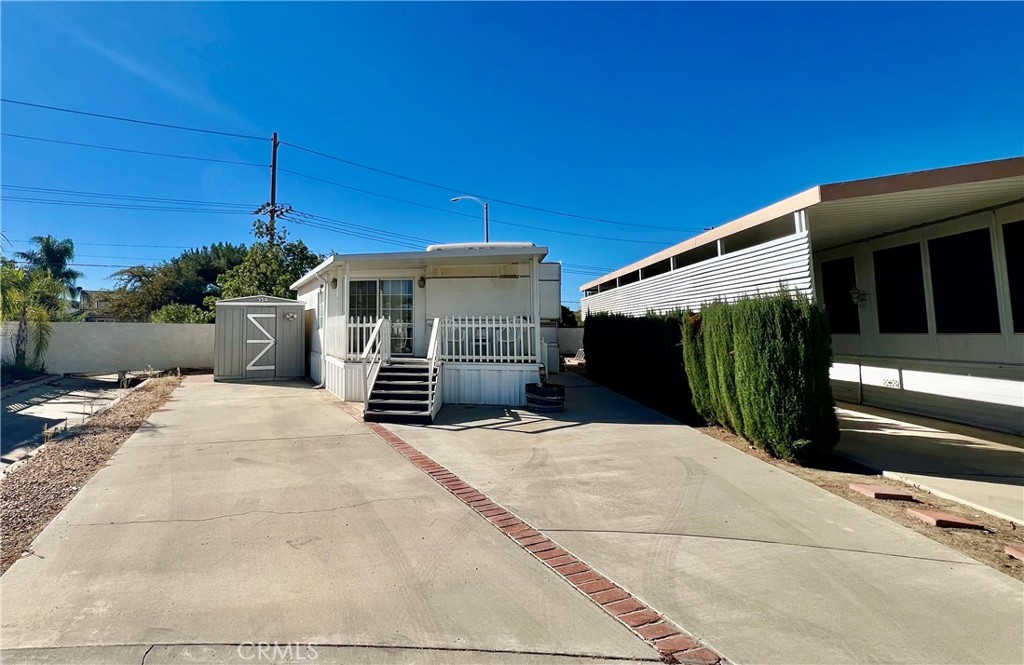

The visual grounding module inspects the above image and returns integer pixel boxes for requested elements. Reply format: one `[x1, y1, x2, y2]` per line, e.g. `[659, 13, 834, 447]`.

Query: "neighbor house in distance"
[581, 158, 1023, 435]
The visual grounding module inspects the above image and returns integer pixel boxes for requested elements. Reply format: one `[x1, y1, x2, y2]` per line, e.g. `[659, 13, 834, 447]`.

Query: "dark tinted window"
[929, 228, 1000, 334]
[820, 257, 860, 334]
[1003, 220, 1024, 333]
[873, 243, 928, 333]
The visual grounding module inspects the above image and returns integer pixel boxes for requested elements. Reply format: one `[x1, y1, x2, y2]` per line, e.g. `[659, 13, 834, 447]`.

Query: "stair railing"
[426, 317, 443, 418]
[360, 317, 391, 403]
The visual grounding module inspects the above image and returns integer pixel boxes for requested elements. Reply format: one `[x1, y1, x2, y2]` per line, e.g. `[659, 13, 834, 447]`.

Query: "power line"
[287, 217, 422, 250]
[11, 261, 156, 269]
[1, 98, 268, 141]
[3, 196, 252, 215]
[280, 167, 673, 245]
[563, 262, 613, 271]
[2, 185, 254, 209]
[1, 133, 268, 168]
[291, 210, 438, 245]
[10, 240, 192, 249]
[282, 140, 691, 232]
[4, 98, 693, 235]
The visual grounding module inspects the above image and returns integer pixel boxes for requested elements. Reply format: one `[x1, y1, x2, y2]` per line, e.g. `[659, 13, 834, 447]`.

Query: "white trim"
[245, 313, 276, 371]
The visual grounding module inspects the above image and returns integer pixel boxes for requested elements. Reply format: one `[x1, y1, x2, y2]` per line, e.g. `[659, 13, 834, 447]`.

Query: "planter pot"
[525, 382, 565, 413]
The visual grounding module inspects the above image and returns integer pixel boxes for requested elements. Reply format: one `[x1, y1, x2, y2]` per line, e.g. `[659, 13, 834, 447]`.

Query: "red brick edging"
[339, 402, 724, 665]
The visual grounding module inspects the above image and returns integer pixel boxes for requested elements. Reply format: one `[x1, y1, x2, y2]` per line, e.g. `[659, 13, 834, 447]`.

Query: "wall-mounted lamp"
[848, 286, 868, 304]
[417, 276, 426, 289]
[330, 277, 338, 289]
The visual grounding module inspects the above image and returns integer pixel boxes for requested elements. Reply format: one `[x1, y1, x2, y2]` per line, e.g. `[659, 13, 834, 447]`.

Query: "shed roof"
[215, 295, 302, 307]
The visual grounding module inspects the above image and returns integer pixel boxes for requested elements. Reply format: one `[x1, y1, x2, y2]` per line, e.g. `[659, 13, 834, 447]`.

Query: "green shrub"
[731, 292, 838, 464]
[701, 302, 744, 433]
[681, 311, 714, 421]
[583, 311, 697, 423]
[151, 303, 214, 324]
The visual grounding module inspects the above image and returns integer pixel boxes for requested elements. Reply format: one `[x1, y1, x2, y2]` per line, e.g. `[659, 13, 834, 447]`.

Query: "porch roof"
[580, 157, 1024, 291]
[291, 243, 549, 290]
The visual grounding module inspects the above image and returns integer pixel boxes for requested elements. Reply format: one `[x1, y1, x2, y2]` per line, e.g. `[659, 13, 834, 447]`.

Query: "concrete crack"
[140, 644, 154, 665]
[538, 527, 979, 566]
[69, 496, 431, 526]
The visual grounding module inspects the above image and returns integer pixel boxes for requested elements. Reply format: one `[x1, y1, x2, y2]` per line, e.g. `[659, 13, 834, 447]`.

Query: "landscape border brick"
[338, 401, 724, 665]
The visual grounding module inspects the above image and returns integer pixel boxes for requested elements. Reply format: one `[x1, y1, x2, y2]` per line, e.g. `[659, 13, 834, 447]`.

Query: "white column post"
[532, 257, 542, 365]
[340, 264, 349, 359]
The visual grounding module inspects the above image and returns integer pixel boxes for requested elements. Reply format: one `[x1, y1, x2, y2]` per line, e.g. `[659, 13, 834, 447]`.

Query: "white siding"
[581, 231, 812, 317]
[441, 363, 541, 406]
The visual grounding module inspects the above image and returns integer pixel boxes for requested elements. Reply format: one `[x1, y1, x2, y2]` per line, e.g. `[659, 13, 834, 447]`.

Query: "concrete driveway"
[386, 373, 1024, 665]
[835, 404, 1024, 525]
[0, 377, 657, 664]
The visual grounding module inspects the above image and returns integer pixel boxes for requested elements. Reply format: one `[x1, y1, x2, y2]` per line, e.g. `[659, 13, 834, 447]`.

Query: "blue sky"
[3, 2, 1022, 304]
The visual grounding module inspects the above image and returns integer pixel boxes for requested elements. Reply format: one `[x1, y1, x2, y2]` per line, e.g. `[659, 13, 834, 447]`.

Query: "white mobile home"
[580, 158, 1024, 434]
[292, 242, 562, 422]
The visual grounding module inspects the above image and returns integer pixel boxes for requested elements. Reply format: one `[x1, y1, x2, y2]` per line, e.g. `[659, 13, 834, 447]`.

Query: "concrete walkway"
[1, 375, 127, 458]
[387, 373, 1024, 665]
[0, 378, 656, 665]
[835, 403, 1024, 525]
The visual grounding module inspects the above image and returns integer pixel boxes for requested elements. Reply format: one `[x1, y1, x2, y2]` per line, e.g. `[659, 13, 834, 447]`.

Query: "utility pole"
[268, 131, 280, 244]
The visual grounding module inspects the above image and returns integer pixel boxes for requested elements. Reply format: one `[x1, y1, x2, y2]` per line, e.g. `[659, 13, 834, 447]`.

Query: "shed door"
[244, 307, 277, 380]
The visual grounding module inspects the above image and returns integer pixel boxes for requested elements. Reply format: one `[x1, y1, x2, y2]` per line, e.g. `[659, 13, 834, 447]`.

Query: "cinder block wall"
[40, 323, 214, 374]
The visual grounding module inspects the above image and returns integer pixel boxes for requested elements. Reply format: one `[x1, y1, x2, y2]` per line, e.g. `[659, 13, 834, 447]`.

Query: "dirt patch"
[1, 375, 182, 574]
[699, 425, 1024, 582]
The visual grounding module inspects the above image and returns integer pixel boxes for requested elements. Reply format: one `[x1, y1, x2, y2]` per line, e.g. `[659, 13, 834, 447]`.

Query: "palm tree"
[15, 235, 83, 299]
[1, 264, 65, 368]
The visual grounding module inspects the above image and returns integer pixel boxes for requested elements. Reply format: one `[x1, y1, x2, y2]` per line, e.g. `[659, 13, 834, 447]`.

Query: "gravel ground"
[699, 425, 1024, 582]
[1, 376, 182, 574]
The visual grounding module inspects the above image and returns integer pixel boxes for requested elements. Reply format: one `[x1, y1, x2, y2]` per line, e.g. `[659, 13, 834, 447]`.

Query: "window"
[1003, 220, 1024, 333]
[820, 257, 860, 334]
[316, 288, 324, 328]
[928, 227, 1000, 334]
[348, 280, 377, 320]
[872, 243, 928, 334]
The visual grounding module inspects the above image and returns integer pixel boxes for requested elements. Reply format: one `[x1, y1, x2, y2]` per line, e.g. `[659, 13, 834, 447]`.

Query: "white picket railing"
[440, 316, 536, 363]
[426, 317, 443, 418]
[348, 316, 378, 358]
[324, 315, 381, 360]
[361, 317, 391, 404]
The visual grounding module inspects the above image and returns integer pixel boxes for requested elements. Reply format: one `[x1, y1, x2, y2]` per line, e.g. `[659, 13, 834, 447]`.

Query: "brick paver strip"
[1005, 545, 1024, 562]
[906, 508, 985, 530]
[337, 401, 723, 664]
[848, 483, 915, 501]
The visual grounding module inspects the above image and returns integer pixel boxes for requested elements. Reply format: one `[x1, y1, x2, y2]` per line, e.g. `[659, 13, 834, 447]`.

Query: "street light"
[451, 196, 489, 242]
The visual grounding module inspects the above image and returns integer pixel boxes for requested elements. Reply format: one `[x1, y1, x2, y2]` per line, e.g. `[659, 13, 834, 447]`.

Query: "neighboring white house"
[292, 242, 562, 421]
[580, 158, 1024, 435]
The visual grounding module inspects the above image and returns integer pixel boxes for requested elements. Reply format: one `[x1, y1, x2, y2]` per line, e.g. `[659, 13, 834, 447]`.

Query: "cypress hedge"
[582, 312, 698, 423]
[701, 302, 744, 434]
[680, 291, 839, 464]
[731, 293, 838, 463]
[681, 311, 714, 422]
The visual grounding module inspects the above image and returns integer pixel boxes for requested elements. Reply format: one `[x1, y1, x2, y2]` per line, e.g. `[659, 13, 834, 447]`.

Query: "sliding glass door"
[348, 279, 414, 355]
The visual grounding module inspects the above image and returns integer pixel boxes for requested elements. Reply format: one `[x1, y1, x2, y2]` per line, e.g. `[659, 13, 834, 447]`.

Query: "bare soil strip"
[1, 376, 182, 573]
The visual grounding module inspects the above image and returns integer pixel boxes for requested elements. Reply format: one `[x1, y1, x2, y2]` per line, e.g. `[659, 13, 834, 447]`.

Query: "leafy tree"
[560, 305, 580, 327]
[214, 221, 322, 301]
[108, 242, 247, 321]
[151, 303, 214, 323]
[15, 235, 83, 300]
[1, 263, 65, 368]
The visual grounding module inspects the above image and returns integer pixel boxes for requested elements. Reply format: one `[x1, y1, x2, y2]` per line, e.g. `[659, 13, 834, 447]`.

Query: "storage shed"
[214, 296, 305, 381]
